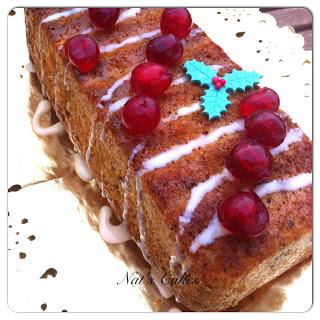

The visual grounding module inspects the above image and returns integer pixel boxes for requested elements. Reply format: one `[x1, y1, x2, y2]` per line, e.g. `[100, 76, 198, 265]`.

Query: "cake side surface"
[25, 8, 312, 311]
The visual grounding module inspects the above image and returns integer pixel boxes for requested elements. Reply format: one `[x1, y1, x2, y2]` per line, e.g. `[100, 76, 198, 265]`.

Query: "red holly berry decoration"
[88, 8, 120, 30]
[64, 35, 100, 73]
[121, 95, 160, 137]
[131, 62, 173, 98]
[212, 76, 226, 90]
[239, 87, 280, 118]
[160, 8, 193, 39]
[217, 191, 269, 239]
[226, 139, 273, 183]
[146, 34, 184, 66]
[245, 110, 287, 148]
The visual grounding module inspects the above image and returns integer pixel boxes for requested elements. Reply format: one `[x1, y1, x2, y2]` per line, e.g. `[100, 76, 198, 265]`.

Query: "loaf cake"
[24, 8, 312, 311]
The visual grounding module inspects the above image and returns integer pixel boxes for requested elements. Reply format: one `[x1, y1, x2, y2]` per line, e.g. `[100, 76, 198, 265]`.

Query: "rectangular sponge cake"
[25, 8, 312, 311]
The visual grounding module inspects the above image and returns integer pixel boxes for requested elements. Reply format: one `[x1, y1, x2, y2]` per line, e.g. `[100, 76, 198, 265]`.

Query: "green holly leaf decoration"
[223, 69, 262, 93]
[183, 60, 263, 120]
[184, 59, 217, 87]
[201, 84, 231, 120]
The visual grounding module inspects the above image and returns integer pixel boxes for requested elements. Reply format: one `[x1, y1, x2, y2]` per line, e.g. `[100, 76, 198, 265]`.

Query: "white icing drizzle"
[189, 27, 203, 37]
[63, 62, 71, 90]
[85, 121, 95, 163]
[108, 96, 130, 114]
[104, 72, 187, 114]
[100, 29, 161, 53]
[53, 68, 59, 110]
[179, 168, 232, 234]
[162, 102, 201, 123]
[25, 62, 36, 73]
[136, 177, 146, 242]
[118, 8, 141, 22]
[97, 103, 104, 109]
[177, 125, 307, 253]
[139, 120, 245, 176]
[169, 255, 179, 273]
[41, 8, 87, 24]
[190, 213, 230, 253]
[169, 307, 182, 312]
[101, 73, 131, 102]
[270, 127, 304, 156]
[180, 127, 306, 232]
[169, 241, 189, 277]
[122, 143, 145, 219]
[190, 172, 312, 253]
[80, 27, 92, 35]
[32, 99, 65, 136]
[74, 153, 93, 182]
[40, 82, 46, 96]
[36, 27, 45, 82]
[255, 172, 312, 198]
[99, 206, 131, 244]
[132, 174, 152, 281]
[136, 241, 151, 264]
[99, 182, 115, 209]
[107, 75, 195, 114]
[151, 269, 174, 299]
[99, 127, 106, 143]
[171, 75, 188, 86]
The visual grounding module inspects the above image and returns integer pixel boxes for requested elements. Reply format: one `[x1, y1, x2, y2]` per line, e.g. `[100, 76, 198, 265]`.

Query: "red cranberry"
[160, 8, 192, 39]
[245, 110, 287, 148]
[121, 95, 160, 137]
[226, 139, 273, 183]
[217, 191, 269, 239]
[239, 87, 280, 118]
[131, 62, 173, 98]
[146, 34, 184, 66]
[65, 35, 100, 73]
[88, 8, 120, 30]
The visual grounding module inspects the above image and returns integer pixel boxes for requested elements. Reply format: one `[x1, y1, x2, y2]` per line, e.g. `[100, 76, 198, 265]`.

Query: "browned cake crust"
[25, 8, 312, 311]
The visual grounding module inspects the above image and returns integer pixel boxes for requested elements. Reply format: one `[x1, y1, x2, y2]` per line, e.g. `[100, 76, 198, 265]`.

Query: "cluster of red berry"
[212, 76, 226, 90]
[63, 8, 192, 136]
[217, 88, 287, 239]
[123, 8, 193, 136]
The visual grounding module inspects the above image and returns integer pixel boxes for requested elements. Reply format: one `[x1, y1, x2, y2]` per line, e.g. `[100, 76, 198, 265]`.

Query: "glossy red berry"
[245, 110, 287, 148]
[131, 62, 173, 98]
[122, 95, 160, 137]
[215, 82, 222, 90]
[212, 76, 219, 84]
[226, 139, 273, 183]
[239, 87, 280, 118]
[88, 8, 120, 30]
[65, 35, 100, 73]
[146, 34, 184, 66]
[160, 8, 193, 39]
[217, 191, 269, 239]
